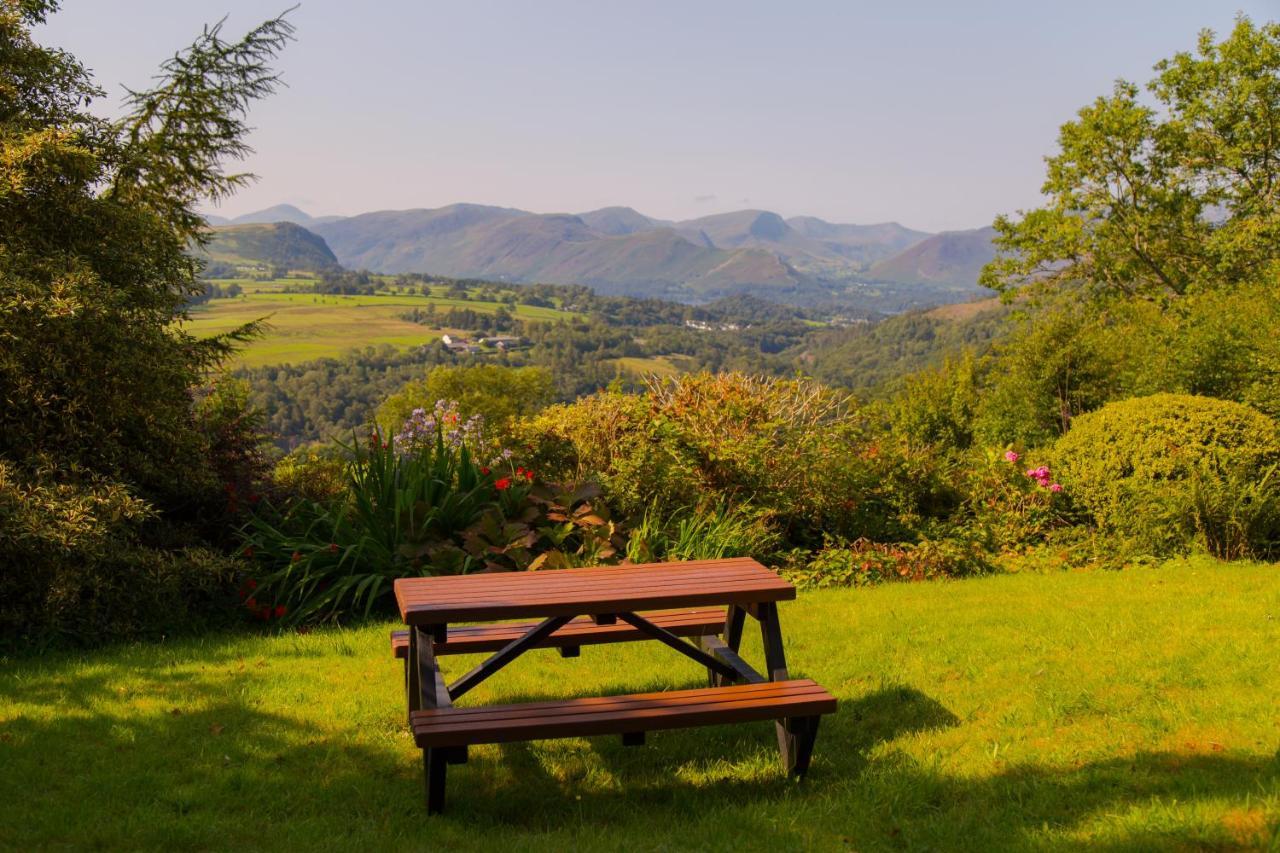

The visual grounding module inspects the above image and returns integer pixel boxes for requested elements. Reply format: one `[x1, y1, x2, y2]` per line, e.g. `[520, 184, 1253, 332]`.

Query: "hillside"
[215, 202, 997, 310]
[199, 222, 339, 271]
[312, 205, 807, 299]
[673, 210, 928, 271]
[867, 226, 998, 289]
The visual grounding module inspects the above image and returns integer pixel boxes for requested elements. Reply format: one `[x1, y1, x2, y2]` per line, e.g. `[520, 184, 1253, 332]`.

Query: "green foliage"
[888, 352, 981, 450]
[240, 426, 499, 624]
[522, 372, 944, 547]
[982, 17, 1280, 300]
[1054, 394, 1280, 557]
[0, 461, 237, 647]
[786, 535, 990, 589]
[624, 504, 778, 564]
[973, 301, 1125, 446]
[272, 444, 348, 504]
[951, 448, 1074, 555]
[241, 409, 628, 625]
[377, 364, 554, 444]
[0, 4, 292, 644]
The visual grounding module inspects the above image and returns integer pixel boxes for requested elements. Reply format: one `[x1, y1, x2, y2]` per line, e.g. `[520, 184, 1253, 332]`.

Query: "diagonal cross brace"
[615, 611, 741, 682]
[446, 615, 573, 700]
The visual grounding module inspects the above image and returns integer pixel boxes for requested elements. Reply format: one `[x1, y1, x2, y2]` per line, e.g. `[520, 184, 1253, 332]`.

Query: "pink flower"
[1049, 483, 1063, 493]
[1004, 450, 1020, 463]
[1025, 466, 1051, 483]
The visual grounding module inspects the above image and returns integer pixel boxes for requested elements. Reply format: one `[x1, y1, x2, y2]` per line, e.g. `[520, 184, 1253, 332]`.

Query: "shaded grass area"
[2, 557, 1278, 850]
[182, 282, 576, 367]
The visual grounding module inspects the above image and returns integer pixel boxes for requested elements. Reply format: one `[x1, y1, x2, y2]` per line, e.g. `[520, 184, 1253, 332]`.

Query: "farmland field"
[183, 279, 576, 367]
[608, 354, 699, 378]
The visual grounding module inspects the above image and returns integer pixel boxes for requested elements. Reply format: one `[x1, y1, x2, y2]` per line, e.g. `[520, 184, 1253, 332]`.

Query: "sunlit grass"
[608, 354, 698, 378]
[181, 282, 577, 367]
[2, 557, 1277, 850]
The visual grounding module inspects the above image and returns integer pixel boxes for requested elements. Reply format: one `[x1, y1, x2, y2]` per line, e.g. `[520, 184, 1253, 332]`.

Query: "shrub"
[271, 444, 348, 504]
[377, 364, 554, 446]
[888, 352, 981, 451]
[1053, 394, 1280, 558]
[520, 373, 931, 546]
[951, 447, 1074, 554]
[785, 535, 991, 589]
[0, 462, 238, 647]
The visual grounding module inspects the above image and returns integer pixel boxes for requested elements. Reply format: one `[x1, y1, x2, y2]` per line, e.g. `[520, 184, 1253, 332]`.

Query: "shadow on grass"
[2, 659, 1276, 850]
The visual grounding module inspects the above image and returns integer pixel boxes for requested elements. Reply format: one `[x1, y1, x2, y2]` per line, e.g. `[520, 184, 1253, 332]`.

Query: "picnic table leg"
[756, 602, 800, 772]
[710, 604, 748, 686]
[408, 625, 456, 813]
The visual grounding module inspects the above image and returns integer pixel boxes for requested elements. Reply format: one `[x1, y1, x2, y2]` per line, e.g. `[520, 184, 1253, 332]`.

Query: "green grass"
[2, 558, 1278, 850]
[182, 282, 576, 367]
[609, 354, 699, 378]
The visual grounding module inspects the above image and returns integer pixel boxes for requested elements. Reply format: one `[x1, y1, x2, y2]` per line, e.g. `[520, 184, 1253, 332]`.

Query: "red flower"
[248, 493, 260, 504]
[245, 597, 258, 609]
[274, 605, 287, 618]
[494, 477, 512, 491]
[259, 606, 272, 621]
[243, 545, 255, 558]
[246, 578, 257, 590]
[328, 543, 339, 554]
[524, 469, 534, 481]
[291, 551, 302, 562]
[481, 466, 490, 475]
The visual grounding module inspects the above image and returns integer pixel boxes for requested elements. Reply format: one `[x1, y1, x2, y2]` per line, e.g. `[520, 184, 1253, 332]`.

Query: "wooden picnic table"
[392, 558, 836, 813]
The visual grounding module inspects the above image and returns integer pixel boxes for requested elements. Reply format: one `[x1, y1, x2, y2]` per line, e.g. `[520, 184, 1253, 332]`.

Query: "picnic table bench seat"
[414, 679, 836, 813]
[390, 607, 726, 658]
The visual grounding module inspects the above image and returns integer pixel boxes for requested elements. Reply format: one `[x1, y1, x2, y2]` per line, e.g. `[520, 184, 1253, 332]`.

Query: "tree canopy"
[981, 17, 1280, 301]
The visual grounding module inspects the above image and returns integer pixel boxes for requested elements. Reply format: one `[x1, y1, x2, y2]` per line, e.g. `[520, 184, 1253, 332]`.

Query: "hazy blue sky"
[38, 1, 1278, 231]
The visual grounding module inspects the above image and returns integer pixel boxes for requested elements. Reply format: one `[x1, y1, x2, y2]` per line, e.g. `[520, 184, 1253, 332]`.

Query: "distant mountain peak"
[747, 211, 789, 241]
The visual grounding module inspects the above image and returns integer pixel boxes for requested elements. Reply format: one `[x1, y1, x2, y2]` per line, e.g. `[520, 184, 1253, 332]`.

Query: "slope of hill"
[867, 226, 997, 289]
[576, 206, 659, 236]
[226, 201, 996, 310]
[313, 205, 804, 299]
[200, 222, 339, 271]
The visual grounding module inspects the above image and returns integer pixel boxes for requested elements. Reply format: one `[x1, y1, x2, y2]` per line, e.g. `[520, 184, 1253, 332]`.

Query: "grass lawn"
[2, 558, 1278, 850]
[182, 284, 576, 367]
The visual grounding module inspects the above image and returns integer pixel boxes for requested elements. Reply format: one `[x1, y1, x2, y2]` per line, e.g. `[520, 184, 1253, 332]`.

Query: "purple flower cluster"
[395, 399, 486, 452]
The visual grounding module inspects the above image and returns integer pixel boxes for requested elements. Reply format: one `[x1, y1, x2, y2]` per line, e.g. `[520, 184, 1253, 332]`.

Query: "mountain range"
[203, 203, 997, 310]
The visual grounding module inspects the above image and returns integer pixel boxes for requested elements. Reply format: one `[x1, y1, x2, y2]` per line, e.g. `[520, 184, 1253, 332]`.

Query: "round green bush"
[1053, 394, 1280, 558]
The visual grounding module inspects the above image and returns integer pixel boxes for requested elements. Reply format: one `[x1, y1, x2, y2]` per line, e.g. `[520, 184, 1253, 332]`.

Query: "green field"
[3, 557, 1277, 850]
[183, 280, 576, 367]
[608, 354, 699, 378]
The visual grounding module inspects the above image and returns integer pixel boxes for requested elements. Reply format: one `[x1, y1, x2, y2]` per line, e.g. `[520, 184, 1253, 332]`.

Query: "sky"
[37, 0, 1280, 232]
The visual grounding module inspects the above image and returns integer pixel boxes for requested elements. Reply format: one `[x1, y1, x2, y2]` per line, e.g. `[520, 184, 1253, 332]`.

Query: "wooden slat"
[410, 679, 837, 748]
[390, 608, 725, 658]
[395, 558, 794, 625]
[414, 679, 825, 721]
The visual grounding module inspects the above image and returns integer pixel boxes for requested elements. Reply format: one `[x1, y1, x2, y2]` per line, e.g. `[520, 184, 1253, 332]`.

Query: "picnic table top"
[395, 557, 794, 626]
